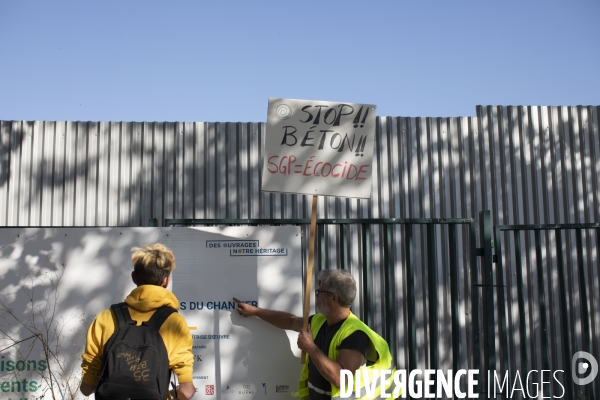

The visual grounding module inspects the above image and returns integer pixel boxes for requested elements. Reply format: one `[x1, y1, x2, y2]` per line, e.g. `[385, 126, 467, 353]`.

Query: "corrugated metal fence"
[1, 105, 599, 398]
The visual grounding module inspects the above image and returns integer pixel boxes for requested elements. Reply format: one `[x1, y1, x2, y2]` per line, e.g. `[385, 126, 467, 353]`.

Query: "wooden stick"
[301, 195, 318, 364]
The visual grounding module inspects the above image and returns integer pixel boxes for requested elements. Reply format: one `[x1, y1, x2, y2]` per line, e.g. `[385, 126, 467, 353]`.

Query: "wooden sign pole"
[301, 195, 318, 363]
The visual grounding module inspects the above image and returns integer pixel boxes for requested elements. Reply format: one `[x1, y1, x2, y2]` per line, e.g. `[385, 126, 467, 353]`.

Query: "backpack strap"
[110, 302, 136, 328]
[144, 306, 177, 331]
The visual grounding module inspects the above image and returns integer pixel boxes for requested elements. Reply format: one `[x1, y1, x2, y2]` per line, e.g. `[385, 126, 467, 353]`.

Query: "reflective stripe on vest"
[308, 381, 332, 396]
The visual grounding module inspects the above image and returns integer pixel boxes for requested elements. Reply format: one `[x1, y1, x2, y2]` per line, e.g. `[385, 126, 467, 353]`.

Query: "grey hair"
[318, 269, 356, 308]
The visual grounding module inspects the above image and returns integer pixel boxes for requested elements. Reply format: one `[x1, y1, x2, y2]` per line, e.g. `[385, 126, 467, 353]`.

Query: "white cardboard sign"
[262, 98, 376, 198]
[0, 226, 303, 400]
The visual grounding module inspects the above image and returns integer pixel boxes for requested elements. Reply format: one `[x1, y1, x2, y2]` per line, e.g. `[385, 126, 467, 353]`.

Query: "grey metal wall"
[476, 105, 600, 398]
[3, 106, 597, 226]
[1, 105, 598, 397]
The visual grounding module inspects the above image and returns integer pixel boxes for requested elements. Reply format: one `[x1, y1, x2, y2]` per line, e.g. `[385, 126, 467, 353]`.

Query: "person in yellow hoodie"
[234, 269, 396, 400]
[80, 243, 196, 400]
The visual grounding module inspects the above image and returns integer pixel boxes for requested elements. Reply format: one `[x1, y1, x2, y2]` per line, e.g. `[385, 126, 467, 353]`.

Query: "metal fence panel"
[1, 105, 598, 399]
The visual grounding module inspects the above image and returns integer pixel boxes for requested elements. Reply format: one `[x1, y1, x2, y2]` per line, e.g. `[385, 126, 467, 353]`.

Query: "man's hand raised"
[232, 298, 303, 331]
[233, 297, 258, 317]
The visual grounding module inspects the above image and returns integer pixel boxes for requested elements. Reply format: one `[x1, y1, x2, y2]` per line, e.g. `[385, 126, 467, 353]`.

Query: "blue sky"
[1, 0, 599, 122]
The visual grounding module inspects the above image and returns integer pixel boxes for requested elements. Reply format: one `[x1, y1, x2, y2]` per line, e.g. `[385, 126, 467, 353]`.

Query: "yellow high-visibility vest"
[293, 312, 398, 399]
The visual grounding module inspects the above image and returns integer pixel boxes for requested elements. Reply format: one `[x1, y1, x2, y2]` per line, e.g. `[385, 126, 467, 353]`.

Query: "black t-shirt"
[307, 315, 370, 400]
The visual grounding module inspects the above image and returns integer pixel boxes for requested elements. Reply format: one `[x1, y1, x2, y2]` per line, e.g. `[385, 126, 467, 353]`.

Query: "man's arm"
[168, 314, 197, 399]
[297, 328, 365, 388]
[177, 382, 196, 400]
[233, 297, 303, 332]
[79, 382, 95, 396]
[80, 313, 108, 397]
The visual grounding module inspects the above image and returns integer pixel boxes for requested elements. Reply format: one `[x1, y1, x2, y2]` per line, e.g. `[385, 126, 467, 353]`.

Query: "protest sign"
[262, 98, 377, 199]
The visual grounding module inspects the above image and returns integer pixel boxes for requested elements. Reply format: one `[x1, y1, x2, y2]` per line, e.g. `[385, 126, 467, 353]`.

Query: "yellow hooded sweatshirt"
[81, 285, 194, 387]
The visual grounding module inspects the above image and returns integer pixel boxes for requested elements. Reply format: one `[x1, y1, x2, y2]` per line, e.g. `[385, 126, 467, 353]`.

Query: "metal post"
[513, 232, 529, 375]
[362, 223, 372, 328]
[470, 221, 482, 395]
[479, 210, 496, 393]
[576, 229, 595, 400]
[556, 230, 573, 398]
[535, 230, 551, 396]
[405, 223, 417, 373]
[495, 226, 509, 385]
[427, 224, 439, 371]
[383, 224, 396, 352]
[339, 223, 348, 270]
[449, 224, 460, 375]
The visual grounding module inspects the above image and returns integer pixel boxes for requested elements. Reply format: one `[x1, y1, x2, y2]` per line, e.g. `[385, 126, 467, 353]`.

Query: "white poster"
[169, 226, 303, 399]
[263, 98, 377, 199]
[0, 226, 303, 400]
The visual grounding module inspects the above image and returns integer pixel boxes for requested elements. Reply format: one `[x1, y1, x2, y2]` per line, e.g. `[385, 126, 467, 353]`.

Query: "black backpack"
[95, 303, 176, 400]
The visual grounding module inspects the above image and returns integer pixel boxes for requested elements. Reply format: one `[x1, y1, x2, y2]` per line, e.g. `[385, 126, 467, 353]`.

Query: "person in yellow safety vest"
[234, 269, 398, 399]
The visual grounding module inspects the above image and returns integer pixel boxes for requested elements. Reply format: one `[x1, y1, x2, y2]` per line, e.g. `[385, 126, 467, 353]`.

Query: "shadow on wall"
[0, 121, 26, 193]
[0, 227, 166, 400]
[0, 120, 225, 227]
[0, 225, 304, 399]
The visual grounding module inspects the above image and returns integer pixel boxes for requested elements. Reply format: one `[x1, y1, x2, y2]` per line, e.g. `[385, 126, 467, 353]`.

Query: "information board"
[169, 226, 303, 399]
[0, 226, 303, 400]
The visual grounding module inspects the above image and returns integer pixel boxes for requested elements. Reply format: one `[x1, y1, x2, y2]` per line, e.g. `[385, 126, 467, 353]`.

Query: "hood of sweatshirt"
[124, 284, 179, 312]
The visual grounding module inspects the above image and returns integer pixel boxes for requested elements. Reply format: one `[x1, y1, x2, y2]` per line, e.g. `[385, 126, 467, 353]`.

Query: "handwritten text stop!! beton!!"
[267, 104, 372, 181]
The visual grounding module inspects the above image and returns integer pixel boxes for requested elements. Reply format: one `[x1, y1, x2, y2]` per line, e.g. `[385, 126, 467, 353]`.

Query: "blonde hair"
[131, 243, 176, 286]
